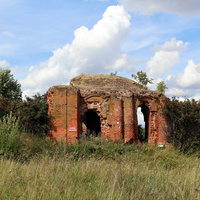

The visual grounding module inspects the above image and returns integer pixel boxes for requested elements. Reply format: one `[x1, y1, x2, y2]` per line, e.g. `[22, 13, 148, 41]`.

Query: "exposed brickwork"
[47, 86, 67, 141]
[47, 74, 170, 145]
[113, 97, 123, 141]
[66, 88, 80, 143]
[124, 97, 136, 143]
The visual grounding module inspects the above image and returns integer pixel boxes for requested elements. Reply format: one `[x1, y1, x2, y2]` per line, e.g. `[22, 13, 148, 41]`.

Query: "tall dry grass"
[0, 142, 199, 200]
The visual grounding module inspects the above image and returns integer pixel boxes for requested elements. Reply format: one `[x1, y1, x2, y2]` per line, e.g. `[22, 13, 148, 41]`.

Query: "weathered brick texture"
[66, 89, 80, 143]
[124, 97, 136, 143]
[113, 97, 123, 141]
[47, 86, 67, 141]
[47, 74, 170, 145]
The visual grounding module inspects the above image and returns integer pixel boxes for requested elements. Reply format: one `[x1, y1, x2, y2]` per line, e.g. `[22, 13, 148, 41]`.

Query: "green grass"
[0, 136, 199, 200]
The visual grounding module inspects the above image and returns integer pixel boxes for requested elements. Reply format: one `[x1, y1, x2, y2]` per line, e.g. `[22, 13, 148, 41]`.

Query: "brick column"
[113, 98, 123, 141]
[124, 97, 140, 143]
[47, 86, 67, 141]
[148, 111, 156, 144]
[157, 108, 169, 145]
[66, 88, 80, 143]
[124, 97, 134, 143]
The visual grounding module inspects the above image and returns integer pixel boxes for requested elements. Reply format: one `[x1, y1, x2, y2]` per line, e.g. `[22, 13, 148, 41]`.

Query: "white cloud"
[21, 5, 131, 95]
[153, 37, 189, 52]
[0, 60, 10, 68]
[147, 38, 188, 77]
[188, 94, 200, 101]
[165, 88, 192, 97]
[10, 65, 19, 74]
[165, 87, 200, 100]
[177, 60, 200, 88]
[119, 0, 200, 16]
[147, 51, 179, 77]
[161, 61, 200, 99]
[137, 107, 145, 126]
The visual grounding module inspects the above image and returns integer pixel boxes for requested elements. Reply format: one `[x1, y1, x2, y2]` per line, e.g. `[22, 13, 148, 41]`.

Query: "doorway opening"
[137, 103, 149, 143]
[83, 110, 101, 137]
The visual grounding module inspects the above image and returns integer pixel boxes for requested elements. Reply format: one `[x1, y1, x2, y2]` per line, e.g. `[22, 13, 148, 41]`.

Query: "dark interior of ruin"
[84, 110, 101, 137]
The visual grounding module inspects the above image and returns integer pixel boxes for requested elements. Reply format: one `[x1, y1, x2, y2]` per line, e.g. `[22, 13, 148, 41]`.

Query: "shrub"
[0, 97, 10, 118]
[0, 93, 50, 135]
[0, 113, 24, 156]
[138, 125, 146, 142]
[162, 97, 200, 152]
[16, 93, 51, 135]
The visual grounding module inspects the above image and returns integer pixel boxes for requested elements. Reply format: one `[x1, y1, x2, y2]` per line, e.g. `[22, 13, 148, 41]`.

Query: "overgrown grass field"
[0, 136, 199, 200]
[0, 114, 199, 199]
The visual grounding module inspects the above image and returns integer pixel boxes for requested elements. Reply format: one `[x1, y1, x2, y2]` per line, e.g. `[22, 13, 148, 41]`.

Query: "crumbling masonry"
[47, 74, 170, 145]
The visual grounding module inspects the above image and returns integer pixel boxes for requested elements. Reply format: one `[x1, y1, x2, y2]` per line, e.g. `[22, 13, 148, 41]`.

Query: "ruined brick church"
[47, 74, 169, 145]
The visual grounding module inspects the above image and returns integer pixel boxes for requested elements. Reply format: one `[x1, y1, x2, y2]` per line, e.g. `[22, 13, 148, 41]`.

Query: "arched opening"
[82, 110, 101, 137]
[137, 103, 150, 143]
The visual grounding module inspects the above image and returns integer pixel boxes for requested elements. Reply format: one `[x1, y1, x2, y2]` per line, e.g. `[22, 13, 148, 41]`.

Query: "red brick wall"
[136, 98, 169, 145]
[47, 86, 67, 141]
[112, 97, 123, 141]
[47, 87, 169, 145]
[157, 98, 170, 145]
[66, 89, 80, 143]
[79, 94, 111, 139]
[124, 97, 139, 143]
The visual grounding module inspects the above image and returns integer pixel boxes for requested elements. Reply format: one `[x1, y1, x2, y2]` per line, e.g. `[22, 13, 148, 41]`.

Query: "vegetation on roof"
[70, 74, 144, 90]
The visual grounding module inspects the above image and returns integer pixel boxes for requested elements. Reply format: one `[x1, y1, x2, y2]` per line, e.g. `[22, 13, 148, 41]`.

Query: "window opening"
[137, 104, 149, 142]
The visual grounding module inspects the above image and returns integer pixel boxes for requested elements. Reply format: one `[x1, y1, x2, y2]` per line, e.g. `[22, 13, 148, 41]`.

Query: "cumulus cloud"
[147, 38, 188, 77]
[165, 88, 192, 97]
[0, 60, 10, 68]
[21, 5, 131, 95]
[162, 60, 200, 99]
[147, 51, 179, 77]
[119, 0, 200, 16]
[177, 60, 200, 88]
[153, 37, 189, 52]
[165, 86, 200, 100]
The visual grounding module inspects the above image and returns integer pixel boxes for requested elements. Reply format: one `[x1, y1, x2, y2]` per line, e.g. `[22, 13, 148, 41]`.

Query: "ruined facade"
[47, 74, 169, 145]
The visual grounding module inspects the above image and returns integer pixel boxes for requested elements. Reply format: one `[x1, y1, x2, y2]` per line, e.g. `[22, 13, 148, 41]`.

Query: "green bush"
[0, 113, 24, 156]
[138, 125, 146, 142]
[16, 93, 51, 135]
[0, 93, 50, 135]
[162, 97, 200, 152]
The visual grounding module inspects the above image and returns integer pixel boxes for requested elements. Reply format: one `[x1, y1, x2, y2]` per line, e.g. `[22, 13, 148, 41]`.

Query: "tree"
[157, 81, 168, 94]
[0, 68, 22, 99]
[162, 97, 200, 152]
[16, 93, 51, 135]
[0, 92, 51, 135]
[131, 71, 153, 89]
[110, 71, 117, 75]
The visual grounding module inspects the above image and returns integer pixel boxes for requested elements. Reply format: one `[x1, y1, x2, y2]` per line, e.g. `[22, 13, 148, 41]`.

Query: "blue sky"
[1, 0, 200, 100]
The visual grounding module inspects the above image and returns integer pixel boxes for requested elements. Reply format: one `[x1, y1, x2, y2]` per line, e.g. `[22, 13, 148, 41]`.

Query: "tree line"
[0, 67, 199, 153]
[0, 67, 50, 135]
